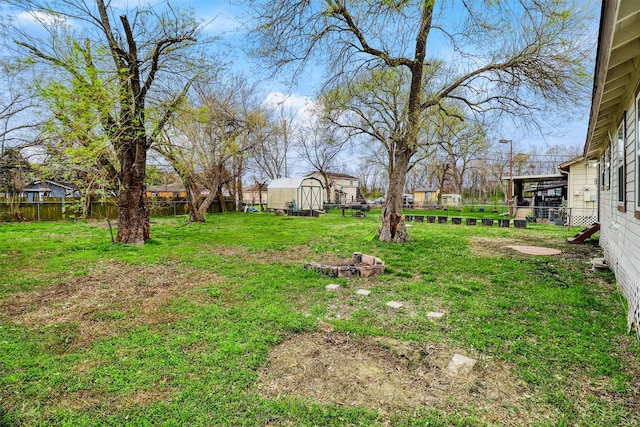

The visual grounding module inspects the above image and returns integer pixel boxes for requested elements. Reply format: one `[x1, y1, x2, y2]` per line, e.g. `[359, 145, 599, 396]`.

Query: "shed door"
[300, 185, 321, 211]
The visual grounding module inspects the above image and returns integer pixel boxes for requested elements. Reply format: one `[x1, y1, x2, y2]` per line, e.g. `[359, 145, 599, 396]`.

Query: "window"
[601, 146, 610, 190]
[617, 118, 626, 210]
[637, 93, 640, 214]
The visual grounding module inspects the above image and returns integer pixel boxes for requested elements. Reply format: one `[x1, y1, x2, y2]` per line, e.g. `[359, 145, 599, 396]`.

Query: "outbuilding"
[441, 193, 462, 207]
[267, 177, 324, 212]
[559, 157, 598, 227]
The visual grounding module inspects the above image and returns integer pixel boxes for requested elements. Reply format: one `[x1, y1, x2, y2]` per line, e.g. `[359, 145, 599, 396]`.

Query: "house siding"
[584, 0, 640, 335]
[305, 172, 360, 205]
[564, 159, 598, 226]
[598, 85, 640, 334]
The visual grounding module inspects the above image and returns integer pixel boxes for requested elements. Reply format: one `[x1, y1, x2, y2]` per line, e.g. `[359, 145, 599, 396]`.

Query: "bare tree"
[0, 92, 36, 155]
[4, 0, 208, 243]
[437, 118, 490, 197]
[427, 150, 451, 204]
[488, 142, 511, 203]
[156, 77, 266, 222]
[539, 145, 583, 174]
[294, 102, 350, 202]
[355, 156, 387, 198]
[247, 0, 595, 242]
[249, 103, 297, 180]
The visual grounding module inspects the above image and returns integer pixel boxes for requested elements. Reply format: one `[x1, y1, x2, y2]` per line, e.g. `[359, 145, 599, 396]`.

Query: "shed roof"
[268, 177, 323, 189]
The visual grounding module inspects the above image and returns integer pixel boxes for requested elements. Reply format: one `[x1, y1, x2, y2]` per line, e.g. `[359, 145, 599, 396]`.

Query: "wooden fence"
[0, 198, 235, 221]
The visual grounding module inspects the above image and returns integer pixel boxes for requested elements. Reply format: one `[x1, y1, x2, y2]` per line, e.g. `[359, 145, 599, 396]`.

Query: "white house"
[584, 0, 640, 335]
[242, 183, 268, 206]
[305, 172, 362, 205]
[441, 193, 462, 207]
[267, 177, 324, 211]
[559, 157, 599, 226]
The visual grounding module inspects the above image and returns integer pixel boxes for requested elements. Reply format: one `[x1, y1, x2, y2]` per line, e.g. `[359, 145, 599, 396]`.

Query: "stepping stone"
[325, 284, 340, 291]
[356, 289, 371, 296]
[386, 301, 403, 309]
[447, 353, 476, 374]
[591, 258, 609, 270]
[504, 245, 561, 256]
[427, 311, 445, 319]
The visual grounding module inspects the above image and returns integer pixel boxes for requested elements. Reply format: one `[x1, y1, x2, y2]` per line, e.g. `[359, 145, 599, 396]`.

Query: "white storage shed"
[267, 177, 324, 211]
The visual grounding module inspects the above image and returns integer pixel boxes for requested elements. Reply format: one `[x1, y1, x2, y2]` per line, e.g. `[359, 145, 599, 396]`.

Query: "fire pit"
[304, 252, 385, 278]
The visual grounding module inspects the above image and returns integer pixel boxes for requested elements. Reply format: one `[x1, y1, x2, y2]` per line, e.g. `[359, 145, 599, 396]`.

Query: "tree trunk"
[182, 175, 208, 222]
[379, 149, 411, 242]
[115, 141, 150, 244]
[320, 172, 332, 203]
[236, 176, 243, 211]
[234, 156, 243, 211]
[217, 190, 227, 213]
[192, 193, 214, 223]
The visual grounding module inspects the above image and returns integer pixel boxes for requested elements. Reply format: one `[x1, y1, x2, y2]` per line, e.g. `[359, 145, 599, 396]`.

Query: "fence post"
[37, 202, 40, 221]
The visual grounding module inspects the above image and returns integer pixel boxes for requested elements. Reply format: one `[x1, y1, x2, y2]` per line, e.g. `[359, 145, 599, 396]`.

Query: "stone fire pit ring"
[304, 252, 385, 278]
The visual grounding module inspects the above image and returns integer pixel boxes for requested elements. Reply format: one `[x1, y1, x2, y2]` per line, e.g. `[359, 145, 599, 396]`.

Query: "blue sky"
[5, 0, 599, 160]
[187, 0, 598, 155]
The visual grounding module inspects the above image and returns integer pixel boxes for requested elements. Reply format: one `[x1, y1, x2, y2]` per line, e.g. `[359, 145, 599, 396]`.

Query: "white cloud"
[16, 10, 66, 26]
[262, 92, 316, 118]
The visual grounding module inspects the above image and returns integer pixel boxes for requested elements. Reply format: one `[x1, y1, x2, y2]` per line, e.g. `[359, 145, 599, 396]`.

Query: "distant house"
[583, 0, 640, 335]
[305, 172, 363, 205]
[23, 180, 79, 202]
[441, 193, 461, 207]
[413, 187, 439, 207]
[243, 183, 268, 206]
[146, 183, 186, 199]
[559, 157, 598, 226]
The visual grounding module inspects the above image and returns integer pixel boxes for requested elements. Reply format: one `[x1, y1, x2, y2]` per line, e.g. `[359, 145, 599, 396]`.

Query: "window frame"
[636, 92, 640, 218]
[617, 115, 626, 212]
[601, 145, 610, 191]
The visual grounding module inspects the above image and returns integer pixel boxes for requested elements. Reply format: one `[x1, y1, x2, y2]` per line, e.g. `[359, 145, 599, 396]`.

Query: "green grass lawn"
[1, 211, 638, 426]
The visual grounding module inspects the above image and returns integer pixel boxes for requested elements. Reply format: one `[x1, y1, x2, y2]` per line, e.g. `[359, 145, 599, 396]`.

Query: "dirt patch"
[0, 260, 220, 351]
[256, 328, 551, 425]
[202, 244, 350, 266]
[470, 237, 600, 261]
[53, 387, 174, 412]
[469, 237, 522, 257]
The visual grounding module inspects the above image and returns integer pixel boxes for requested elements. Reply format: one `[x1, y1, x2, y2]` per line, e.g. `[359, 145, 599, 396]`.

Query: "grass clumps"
[0, 211, 638, 426]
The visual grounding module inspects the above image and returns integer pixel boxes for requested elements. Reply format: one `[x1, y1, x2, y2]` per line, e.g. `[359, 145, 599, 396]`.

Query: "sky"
[2, 0, 600, 174]
[167, 0, 599, 157]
